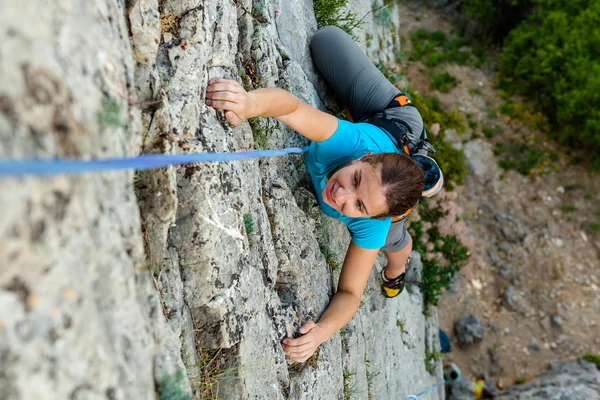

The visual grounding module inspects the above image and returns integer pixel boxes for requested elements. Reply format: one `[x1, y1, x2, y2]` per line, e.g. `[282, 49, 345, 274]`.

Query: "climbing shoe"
[381, 268, 406, 298]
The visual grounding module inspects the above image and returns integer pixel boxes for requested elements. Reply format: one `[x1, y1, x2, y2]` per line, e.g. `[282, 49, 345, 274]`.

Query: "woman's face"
[322, 160, 388, 218]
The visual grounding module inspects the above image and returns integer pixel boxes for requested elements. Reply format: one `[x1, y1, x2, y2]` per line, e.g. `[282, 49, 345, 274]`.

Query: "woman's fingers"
[205, 78, 252, 126]
[207, 78, 243, 92]
[206, 82, 243, 94]
[206, 90, 242, 103]
[225, 111, 242, 126]
[299, 321, 317, 334]
[283, 341, 312, 354]
[283, 335, 311, 347]
[205, 99, 239, 112]
[284, 347, 312, 363]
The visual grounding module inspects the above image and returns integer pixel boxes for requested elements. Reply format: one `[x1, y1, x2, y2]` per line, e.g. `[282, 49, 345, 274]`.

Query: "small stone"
[496, 379, 504, 390]
[581, 231, 588, 242]
[455, 315, 484, 347]
[544, 342, 550, 349]
[551, 315, 563, 328]
[163, 32, 173, 42]
[529, 338, 541, 351]
[557, 186, 565, 193]
[471, 279, 483, 291]
[504, 328, 510, 335]
[551, 342, 558, 349]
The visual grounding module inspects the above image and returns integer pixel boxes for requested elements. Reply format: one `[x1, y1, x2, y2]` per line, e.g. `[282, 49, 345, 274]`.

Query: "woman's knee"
[310, 26, 346, 52]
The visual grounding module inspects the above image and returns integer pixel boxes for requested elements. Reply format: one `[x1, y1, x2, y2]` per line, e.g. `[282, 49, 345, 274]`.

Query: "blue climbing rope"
[0, 147, 309, 178]
[404, 379, 445, 400]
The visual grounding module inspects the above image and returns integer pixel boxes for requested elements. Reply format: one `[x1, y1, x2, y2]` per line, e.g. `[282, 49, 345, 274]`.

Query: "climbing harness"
[0, 147, 308, 178]
[365, 94, 436, 156]
[404, 379, 446, 400]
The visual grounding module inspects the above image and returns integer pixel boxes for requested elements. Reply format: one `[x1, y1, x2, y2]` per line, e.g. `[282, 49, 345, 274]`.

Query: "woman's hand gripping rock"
[281, 321, 328, 363]
[205, 78, 254, 126]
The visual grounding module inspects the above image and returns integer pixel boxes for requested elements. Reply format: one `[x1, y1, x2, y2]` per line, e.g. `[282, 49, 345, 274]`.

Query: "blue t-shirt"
[305, 119, 399, 249]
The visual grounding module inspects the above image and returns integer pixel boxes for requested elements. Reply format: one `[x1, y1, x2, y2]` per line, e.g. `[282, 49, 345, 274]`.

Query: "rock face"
[496, 359, 600, 400]
[0, 1, 185, 399]
[0, 0, 443, 399]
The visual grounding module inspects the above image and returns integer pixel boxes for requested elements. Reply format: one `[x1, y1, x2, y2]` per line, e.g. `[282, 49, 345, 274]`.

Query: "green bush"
[499, 0, 600, 155]
[409, 199, 470, 312]
[431, 71, 458, 93]
[313, 0, 362, 38]
[409, 92, 468, 190]
[409, 28, 484, 68]
[494, 142, 558, 176]
[583, 353, 600, 368]
[459, 0, 534, 35]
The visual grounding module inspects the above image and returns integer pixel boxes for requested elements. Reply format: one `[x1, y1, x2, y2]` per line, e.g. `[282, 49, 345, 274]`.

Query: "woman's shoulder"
[344, 216, 392, 249]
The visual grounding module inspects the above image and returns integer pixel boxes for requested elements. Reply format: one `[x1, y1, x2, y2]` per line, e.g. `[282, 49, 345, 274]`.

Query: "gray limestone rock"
[454, 315, 484, 348]
[496, 359, 600, 399]
[463, 140, 494, 178]
[0, 1, 187, 399]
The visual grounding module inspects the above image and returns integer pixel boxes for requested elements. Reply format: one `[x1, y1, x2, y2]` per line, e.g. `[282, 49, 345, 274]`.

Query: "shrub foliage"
[313, 0, 361, 38]
[498, 0, 600, 154]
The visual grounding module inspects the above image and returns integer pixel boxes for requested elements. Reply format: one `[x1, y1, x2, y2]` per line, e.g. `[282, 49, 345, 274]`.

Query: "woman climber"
[205, 26, 443, 363]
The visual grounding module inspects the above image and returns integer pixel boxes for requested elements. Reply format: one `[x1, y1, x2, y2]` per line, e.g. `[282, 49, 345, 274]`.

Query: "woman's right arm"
[206, 78, 338, 143]
[282, 242, 379, 363]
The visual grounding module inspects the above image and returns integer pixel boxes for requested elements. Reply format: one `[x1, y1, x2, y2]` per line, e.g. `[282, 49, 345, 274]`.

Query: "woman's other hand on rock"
[281, 321, 328, 363]
[205, 78, 253, 126]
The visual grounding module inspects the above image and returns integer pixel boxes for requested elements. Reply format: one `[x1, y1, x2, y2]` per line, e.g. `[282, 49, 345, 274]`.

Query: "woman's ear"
[359, 152, 374, 161]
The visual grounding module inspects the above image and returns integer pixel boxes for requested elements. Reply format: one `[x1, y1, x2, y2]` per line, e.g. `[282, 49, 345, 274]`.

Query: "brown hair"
[362, 153, 423, 219]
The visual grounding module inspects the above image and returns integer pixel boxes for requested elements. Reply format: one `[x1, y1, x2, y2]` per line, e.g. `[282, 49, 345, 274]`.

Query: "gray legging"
[309, 26, 424, 136]
[309, 26, 416, 253]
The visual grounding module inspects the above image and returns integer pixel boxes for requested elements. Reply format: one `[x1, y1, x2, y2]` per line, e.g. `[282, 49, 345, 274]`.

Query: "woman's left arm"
[282, 242, 379, 363]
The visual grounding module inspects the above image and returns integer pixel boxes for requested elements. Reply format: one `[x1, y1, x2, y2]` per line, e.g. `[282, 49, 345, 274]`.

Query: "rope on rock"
[404, 379, 445, 400]
[0, 147, 309, 178]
